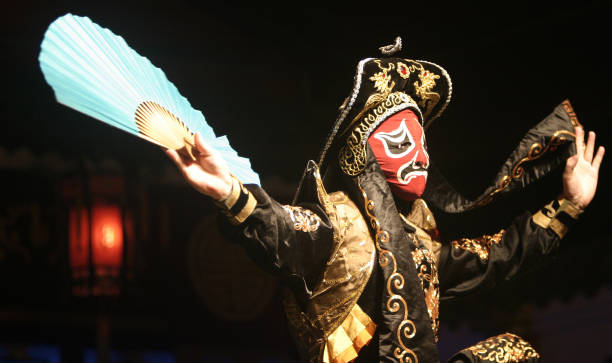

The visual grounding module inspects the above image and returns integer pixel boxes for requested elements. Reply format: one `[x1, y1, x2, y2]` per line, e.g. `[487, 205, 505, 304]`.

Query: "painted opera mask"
[368, 109, 429, 202]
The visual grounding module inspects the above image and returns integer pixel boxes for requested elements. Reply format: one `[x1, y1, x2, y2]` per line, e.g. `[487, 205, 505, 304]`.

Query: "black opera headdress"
[318, 37, 452, 177]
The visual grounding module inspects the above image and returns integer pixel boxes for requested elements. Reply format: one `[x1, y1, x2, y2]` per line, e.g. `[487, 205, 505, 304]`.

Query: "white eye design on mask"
[421, 130, 430, 166]
[372, 119, 414, 158]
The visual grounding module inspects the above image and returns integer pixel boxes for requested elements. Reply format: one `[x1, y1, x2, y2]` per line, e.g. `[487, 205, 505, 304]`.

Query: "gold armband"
[214, 176, 257, 225]
[532, 196, 583, 238]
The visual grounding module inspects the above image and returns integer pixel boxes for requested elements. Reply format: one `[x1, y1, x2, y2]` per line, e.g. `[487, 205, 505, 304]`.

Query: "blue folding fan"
[38, 13, 260, 185]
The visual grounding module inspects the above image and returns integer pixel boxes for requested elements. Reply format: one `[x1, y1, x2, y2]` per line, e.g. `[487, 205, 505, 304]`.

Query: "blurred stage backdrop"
[1, 1, 611, 362]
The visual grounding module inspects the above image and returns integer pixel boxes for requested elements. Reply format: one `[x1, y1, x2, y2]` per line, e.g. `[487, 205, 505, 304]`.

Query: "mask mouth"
[397, 152, 428, 185]
[397, 169, 428, 185]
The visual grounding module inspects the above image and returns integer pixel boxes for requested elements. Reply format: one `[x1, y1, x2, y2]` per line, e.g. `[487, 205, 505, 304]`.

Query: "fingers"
[565, 154, 578, 171]
[194, 132, 215, 157]
[584, 131, 596, 163]
[575, 126, 585, 157]
[166, 148, 181, 165]
[574, 126, 604, 169]
[592, 146, 605, 171]
[165, 148, 192, 180]
[166, 147, 194, 167]
[166, 148, 192, 172]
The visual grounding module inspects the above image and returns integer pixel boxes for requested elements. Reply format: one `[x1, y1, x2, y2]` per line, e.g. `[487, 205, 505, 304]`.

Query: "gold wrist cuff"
[216, 177, 241, 210]
[548, 219, 568, 239]
[532, 196, 582, 238]
[214, 176, 257, 225]
[231, 192, 257, 225]
[557, 198, 583, 220]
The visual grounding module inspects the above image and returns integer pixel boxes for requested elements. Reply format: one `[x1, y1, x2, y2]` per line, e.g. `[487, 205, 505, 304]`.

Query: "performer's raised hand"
[166, 133, 233, 201]
[563, 126, 605, 209]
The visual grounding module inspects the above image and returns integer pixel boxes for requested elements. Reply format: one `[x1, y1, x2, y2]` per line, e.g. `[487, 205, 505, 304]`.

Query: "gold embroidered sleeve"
[532, 197, 582, 238]
[214, 176, 257, 225]
[451, 230, 505, 262]
[281, 205, 322, 232]
[440, 202, 568, 300]
[457, 332, 540, 362]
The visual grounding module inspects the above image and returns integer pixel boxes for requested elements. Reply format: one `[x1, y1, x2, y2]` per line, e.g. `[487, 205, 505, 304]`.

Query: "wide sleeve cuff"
[214, 176, 257, 225]
[532, 196, 583, 238]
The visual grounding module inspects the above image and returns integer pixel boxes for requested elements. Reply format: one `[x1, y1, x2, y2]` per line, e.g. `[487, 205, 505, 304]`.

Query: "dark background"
[1, 1, 611, 362]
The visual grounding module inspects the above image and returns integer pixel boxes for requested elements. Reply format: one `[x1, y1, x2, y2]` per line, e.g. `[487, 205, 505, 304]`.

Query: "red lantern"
[91, 205, 123, 274]
[64, 175, 131, 297]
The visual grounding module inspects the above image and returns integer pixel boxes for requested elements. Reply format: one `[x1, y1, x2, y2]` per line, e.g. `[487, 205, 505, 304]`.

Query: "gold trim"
[313, 166, 345, 272]
[562, 99, 581, 128]
[216, 177, 240, 209]
[549, 219, 568, 238]
[402, 201, 442, 339]
[531, 197, 581, 238]
[532, 199, 556, 229]
[531, 210, 551, 229]
[215, 177, 257, 225]
[451, 230, 505, 262]
[323, 304, 376, 363]
[230, 191, 257, 225]
[357, 179, 418, 363]
[475, 130, 575, 208]
[559, 198, 582, 219]
[339, 92, 419, 176]
[410, 246, 440, 340]
[339, 92, 389, 139]
[465, 332, 540, 362]
[331, 347, 357, 363]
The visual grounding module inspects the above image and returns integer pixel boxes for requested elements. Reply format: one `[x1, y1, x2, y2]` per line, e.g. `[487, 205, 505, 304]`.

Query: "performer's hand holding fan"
[38, 13, 260, 186]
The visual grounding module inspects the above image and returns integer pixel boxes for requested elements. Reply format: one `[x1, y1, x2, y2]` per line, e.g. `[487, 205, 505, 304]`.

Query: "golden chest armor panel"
[401, 199, 443, 340]
[283, 188, 377, 363]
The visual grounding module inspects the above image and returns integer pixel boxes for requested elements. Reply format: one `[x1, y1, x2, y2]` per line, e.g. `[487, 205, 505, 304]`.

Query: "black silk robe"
[217, 102, 580, 362]
[219, 175, 574, 362]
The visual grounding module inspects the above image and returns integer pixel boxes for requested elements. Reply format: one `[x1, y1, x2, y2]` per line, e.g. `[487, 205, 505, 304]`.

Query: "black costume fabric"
[423, 101, 579, 213]
[215, 47, 580, 362]
[218, 104, 576, 360]
[219, 147, 567, 362]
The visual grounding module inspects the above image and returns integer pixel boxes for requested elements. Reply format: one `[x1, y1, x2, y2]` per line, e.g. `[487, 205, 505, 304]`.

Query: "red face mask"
[367, 109, 429, 202]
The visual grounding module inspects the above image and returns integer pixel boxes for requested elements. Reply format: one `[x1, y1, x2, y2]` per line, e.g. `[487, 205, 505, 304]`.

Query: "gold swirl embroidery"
[395, 61, 440, 118]
[411, 246, 440, 341]
[466, 332, 540, 362]
[561, 99, 581, 128]
[357, 180, 418, 363]
[282, 205, 321, 232]
[451, 230, 505, 262]
[370, 60, 395, 94]
[475, 130, 575, 208]
[339, 92, 418, 176]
